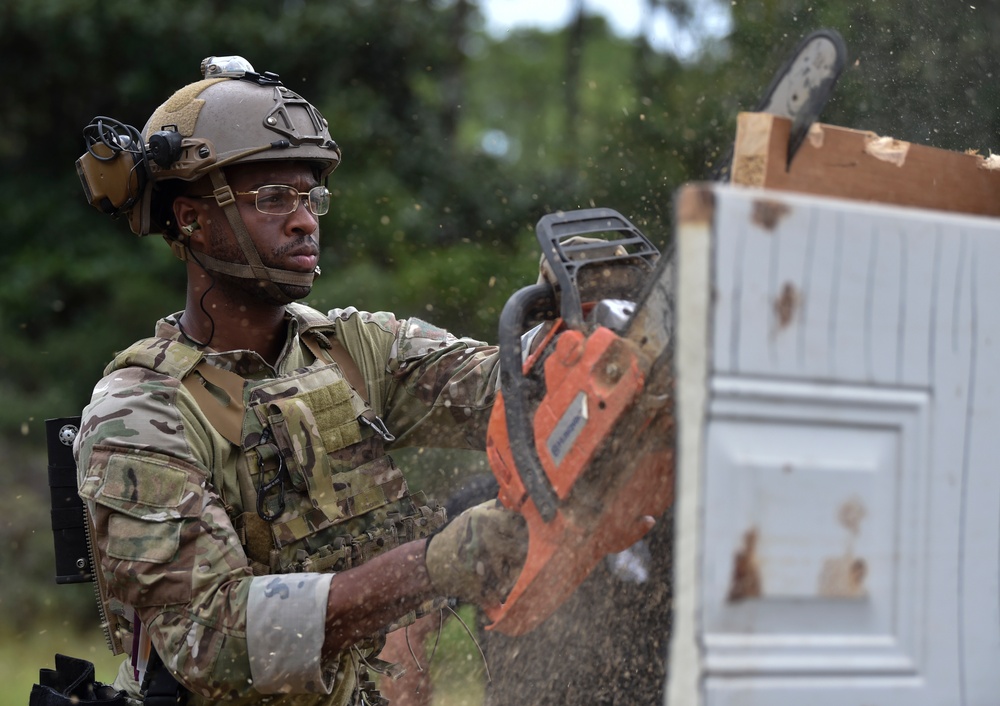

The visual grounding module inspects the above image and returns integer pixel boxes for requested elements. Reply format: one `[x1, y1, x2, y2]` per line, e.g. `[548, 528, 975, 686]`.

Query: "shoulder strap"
[287, 302, 370, 404]
[302, 331, 395, 442]
[107, 336, 246, 448]
[302, 331, 369, 404]
[181, 362, 245, 447]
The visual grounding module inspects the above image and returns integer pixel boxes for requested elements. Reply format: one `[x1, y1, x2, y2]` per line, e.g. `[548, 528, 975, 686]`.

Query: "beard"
[203, 220, 316, 305]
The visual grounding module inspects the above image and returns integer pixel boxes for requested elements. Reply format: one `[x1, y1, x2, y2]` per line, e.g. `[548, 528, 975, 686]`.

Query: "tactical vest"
[105, 317, 447, 626]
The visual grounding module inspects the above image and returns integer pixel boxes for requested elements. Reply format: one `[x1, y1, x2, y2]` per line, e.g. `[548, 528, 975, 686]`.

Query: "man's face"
[201, 161, 323, 304]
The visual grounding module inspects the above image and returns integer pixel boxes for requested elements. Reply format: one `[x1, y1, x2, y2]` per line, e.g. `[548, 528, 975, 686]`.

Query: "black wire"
[176, 248, 218, 349]
[83, 116, 144, 161]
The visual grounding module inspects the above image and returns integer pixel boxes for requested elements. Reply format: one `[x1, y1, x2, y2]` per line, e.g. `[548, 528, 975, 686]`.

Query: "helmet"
[78, 55, 341, 236]
[77, 56, 341, 301]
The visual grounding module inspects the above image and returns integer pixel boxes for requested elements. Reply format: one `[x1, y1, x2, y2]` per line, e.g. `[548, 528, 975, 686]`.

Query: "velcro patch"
[107, 514, 182, 563]
[101, 453, 188, 513]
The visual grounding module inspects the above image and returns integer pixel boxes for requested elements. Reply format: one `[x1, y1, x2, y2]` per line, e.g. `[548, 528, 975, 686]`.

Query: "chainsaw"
[484, 207, 675, 636]
[482, 28, 849, 636]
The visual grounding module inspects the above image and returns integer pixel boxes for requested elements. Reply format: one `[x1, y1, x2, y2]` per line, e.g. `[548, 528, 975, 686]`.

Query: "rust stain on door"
[773, 282, 799, 330]
[752, 199, 791, 231]
[727, 528, 762, 601]
[838, 495, 867, 534]
[818, 496, 869, 598]
[818, 555, 868, 598]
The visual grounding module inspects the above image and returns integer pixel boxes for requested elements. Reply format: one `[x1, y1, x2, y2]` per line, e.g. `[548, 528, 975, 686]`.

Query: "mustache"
[273, 234, 318, 256]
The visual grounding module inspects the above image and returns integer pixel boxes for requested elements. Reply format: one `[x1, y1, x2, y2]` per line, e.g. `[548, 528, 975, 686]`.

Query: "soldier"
[73, 56, 527, 705]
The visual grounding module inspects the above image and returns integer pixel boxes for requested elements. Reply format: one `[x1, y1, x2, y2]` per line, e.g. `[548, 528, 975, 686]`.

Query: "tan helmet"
[138, 55, 341, 235]
[78, 55, 340, 235]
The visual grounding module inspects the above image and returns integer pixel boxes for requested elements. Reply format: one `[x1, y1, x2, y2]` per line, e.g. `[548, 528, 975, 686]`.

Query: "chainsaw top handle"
[536, 208, 660, 329]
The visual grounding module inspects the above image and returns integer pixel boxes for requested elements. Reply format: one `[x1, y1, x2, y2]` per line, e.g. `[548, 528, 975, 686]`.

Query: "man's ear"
[172, 197, 207, 243]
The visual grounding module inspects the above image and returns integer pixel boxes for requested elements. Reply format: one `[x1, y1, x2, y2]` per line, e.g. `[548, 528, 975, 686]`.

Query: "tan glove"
[425, 499, 528, 607]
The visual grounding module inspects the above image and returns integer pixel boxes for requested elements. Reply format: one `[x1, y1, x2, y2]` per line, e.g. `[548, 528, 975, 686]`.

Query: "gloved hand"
[425, 499, 528, 607]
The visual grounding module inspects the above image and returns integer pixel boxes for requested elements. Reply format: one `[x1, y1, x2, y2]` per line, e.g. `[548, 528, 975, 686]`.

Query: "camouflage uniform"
[74, 302, 500, 704]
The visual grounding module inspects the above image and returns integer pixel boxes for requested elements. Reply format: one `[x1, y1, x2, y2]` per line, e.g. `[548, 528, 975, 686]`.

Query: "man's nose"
[286, 196, 320, 233]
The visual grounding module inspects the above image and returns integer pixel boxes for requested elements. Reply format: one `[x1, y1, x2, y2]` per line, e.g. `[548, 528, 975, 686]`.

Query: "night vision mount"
[200, 54, 282, 85]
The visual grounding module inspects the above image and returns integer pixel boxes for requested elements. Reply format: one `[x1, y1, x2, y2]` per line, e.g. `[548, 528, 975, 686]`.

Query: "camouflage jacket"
[74, 303, 500, 705]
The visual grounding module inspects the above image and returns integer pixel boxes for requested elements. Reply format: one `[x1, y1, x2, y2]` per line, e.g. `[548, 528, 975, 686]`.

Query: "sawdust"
[482, 515, 673, 705]
[864, 134, 910, 167]
[979, 153, 1000, 171]
[409, 464, 675, 705]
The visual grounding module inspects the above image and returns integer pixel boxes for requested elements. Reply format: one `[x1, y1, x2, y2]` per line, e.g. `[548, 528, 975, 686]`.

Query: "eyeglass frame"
[200, 184, 331, 216]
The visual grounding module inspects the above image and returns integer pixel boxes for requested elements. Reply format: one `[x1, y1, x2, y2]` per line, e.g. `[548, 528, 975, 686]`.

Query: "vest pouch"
[268, 455, 408, 550]
[251, 377, 363, 525]
[285, 493, 449, 574]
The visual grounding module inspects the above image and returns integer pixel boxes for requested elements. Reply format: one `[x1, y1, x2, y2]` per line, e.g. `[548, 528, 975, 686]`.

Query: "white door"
[668, 183, 1000, 706]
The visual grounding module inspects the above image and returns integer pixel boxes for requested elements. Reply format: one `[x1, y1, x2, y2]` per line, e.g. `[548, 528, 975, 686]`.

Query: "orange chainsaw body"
[484, 322, 674, 635]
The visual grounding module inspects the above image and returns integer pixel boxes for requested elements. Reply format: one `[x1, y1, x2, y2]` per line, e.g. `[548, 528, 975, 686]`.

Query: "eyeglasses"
[203, 184, 331, 216]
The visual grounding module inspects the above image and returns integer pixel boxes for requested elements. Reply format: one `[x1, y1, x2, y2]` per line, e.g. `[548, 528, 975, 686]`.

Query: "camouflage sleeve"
[329, 308, 501, 450]
[75, 366, 334, 699]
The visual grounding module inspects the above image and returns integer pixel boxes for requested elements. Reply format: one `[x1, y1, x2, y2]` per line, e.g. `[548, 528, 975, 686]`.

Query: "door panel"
[669, 183, 999, 705]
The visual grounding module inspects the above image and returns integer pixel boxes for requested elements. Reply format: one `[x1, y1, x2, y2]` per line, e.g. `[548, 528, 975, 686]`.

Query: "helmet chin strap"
[192, 250, 320, 287]
[186, 170, 318, 298]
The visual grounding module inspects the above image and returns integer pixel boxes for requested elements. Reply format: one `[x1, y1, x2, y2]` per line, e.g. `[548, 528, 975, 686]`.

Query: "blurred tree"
[0, 0, 490, 445]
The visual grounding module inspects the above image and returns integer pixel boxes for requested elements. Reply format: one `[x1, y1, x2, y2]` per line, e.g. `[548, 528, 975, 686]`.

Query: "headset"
[75, 116, 220, 233]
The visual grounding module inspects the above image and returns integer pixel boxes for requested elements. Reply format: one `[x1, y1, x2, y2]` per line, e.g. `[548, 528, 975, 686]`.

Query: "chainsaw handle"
[497, 281, 560, 522]
[535, 208, 659, 330]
